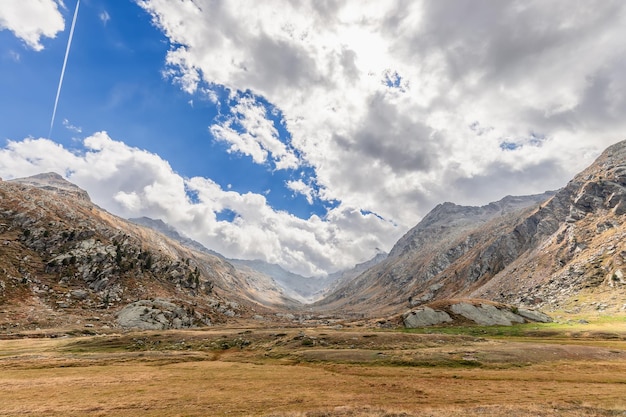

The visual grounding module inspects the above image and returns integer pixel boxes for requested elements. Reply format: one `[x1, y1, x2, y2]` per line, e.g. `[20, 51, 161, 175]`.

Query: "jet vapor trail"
[49, 0, 80, 139]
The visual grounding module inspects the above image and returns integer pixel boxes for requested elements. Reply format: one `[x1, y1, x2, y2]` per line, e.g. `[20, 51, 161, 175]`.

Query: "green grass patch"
[402, 323, 542, 338]
[401, 316, 626, 341]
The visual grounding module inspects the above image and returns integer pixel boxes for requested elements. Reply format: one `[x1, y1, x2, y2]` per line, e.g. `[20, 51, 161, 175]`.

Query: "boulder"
[517, 308, 552, 323]
[450, 302, 525, 326]
[70, 289, 89, 300]
[116, 299, 193, 330]
[403, 306, 453, 328]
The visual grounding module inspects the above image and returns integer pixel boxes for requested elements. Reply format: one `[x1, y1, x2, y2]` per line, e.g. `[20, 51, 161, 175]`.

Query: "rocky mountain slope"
[0, 173, 297, 330]
[316, 140, 626, 316]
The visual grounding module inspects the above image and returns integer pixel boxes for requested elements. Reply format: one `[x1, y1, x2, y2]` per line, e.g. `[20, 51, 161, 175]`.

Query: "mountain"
[323, 250, 388, 295]
[316, 139, 626, 316]
[0, 173, 296, 331]
[314, 192, 555, 315]
[129, 216, 224, 258]
[10, 172, 91, 201]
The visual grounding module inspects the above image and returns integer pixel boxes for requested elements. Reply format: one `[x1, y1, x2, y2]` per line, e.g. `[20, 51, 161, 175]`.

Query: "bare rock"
[517, 308, 552, 323]
[70, 289, 89, 300]
[116, 299, 193, 330]
[450, 302, 525, 326]
[403, 306, 452, 328]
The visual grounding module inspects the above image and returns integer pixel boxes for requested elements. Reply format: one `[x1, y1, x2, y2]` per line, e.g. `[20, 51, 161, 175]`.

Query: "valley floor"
[1, 318, 625, 417]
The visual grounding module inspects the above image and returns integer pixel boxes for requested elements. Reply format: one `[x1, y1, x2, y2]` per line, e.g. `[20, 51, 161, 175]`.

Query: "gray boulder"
[403, 306, 453, 328]
[517, 308, 552, 323]
[450, 302, 525, 326]
[116, 299, 193, 330]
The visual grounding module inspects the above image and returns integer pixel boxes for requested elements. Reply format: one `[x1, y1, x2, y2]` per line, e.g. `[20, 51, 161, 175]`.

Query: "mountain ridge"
[315, 139, 626, 316]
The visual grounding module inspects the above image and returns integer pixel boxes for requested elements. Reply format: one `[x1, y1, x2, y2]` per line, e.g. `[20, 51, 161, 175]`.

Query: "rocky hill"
[0, 174, 297, 331]
[316, 140, 626, 317]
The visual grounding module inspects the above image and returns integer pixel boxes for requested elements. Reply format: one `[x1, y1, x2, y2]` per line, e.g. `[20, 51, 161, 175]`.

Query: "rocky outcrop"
[516, 308, 552, 323]
[403, 306, 452, 327]
[9, 172, 91, 202]
[402, 300, 551, 328]
[449, 302, 525, 326]
[116, 299, 195, 330]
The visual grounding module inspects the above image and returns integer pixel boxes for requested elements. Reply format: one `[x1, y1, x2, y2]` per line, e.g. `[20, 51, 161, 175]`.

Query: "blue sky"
[1, 0, 626, 275]
[0, 0, 327, 219]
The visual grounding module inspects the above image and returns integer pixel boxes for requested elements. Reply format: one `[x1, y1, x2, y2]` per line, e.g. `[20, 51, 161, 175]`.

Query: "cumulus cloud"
[137, 0, 626, 230]
[210, 94, 299, 170]
[0, 0, 65, 51]
[286, 179, 315, 205]
[0, 133, 399, 276]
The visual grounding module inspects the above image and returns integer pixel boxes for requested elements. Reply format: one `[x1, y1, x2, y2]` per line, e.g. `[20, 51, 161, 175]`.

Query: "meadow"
[1, 316, 625, 417]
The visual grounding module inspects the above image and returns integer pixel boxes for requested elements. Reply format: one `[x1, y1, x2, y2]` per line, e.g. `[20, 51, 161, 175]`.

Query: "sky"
[1, 0, 626, 277]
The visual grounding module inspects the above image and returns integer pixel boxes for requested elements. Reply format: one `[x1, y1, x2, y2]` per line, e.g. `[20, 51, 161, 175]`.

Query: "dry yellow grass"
[0, 325, 625, 417]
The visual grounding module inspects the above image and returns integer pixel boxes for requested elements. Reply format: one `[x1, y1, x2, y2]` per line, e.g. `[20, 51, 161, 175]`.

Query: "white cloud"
[210, 94, 299, 170]
[286, 179, 314, 205]
[99, 10, 110, 26]
[63, 118, 82, 133]
[137, 0, 626, 230]
[0, 0, 65, 51]
[7, 50, 20, 62]
[0, 133, 399, 276]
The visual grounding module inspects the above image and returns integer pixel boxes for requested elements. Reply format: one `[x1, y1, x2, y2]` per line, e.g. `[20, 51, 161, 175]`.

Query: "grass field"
[1, 317, 625, 416]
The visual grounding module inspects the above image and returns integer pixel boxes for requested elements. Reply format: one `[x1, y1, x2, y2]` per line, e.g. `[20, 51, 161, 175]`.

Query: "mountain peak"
[9, 172, 91, 202]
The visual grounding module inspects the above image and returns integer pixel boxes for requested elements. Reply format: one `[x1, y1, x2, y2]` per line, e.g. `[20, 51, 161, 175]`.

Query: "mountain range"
[1, 140, 625, 330]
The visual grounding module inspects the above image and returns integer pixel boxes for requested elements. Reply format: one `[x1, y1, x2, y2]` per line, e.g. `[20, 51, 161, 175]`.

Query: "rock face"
[318, 139, 626, 316]
[516, 308, 552, 323]
[402, 300, 552, 328]
[116, 299, 194, 330]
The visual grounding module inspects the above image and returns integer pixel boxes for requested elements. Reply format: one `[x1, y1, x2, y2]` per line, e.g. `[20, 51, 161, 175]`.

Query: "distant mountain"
[324, 250, 388, 294]
[228, 259, 334, 303]
[130, 217, 386, 303]
[129, 216, 223, 258]
[129, 217, 323, 302]
[316, 140, 626, 317]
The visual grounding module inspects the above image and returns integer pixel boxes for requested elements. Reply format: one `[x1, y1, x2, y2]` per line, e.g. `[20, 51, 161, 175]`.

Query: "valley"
[1, 141, 626, 416]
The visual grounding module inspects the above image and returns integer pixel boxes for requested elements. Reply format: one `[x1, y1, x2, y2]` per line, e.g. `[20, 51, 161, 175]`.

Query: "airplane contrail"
[49, 0, 80, 140]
